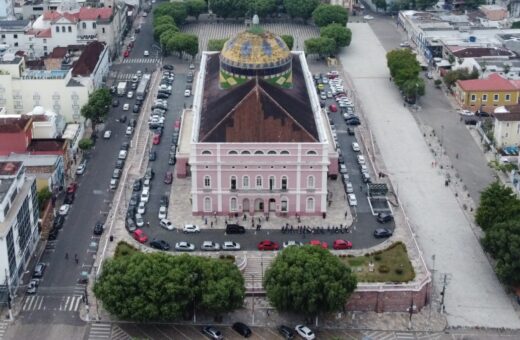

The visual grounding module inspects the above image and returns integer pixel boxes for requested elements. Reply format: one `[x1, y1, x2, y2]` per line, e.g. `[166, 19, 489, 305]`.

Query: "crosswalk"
[122, 57, 161, 64]
[0, 321, 9, 340]
[21, 294, 82, 312]
[87, 323, 130, 340]
[362, 331, 443, 340]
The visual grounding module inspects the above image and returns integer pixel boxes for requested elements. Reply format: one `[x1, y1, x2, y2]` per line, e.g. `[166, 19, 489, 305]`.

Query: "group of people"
[65, 253, 79, 264]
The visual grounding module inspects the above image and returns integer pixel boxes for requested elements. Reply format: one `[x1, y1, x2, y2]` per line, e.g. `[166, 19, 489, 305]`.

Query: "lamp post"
[251, 274, 255, 325]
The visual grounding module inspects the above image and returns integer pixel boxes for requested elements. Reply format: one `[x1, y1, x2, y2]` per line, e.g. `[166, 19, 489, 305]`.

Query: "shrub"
[395, 268, 404, 275]
[115, 242, 138, 258]
[378, 265, 390, 273]
[374, 254, 382, 261]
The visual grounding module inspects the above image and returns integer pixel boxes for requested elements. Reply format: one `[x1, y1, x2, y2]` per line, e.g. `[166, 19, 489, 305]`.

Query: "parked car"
[278, 325, 295, 339]
[175, 241, 195, 252]
[133, 179, 142, 192]
[150, 239, 170, 251]
[377, 212, 394, 223]
[201, 241, 220, 251]
[135, 214, 145, 228]
[348, 194, 357, 207]
[226, 224, 245, 234]
[282, 240, 303, 248]
[374, 228, 393, 238]
[201, 326, 223, 340]
[149, 151, 156, 161]
[232, 322, 252, 337]
[33, 263, 46, 278]
[140, 189, 150, 203]
[183, 224, 200, 233]
[137, 201, 146, 215]
[222, 241, 241, 251]
[160, 219, 174, 231]
[329, 104, 338, 112]
[345, 182, 353, 193]
[103, 130, 112, 139]
[158, 206, 167, 219]
[93, 222, 104, 236]
[112, 99, 119, 107]
[133, 229, 148, 243]
[257, 240, 279, 251]
[48, 228, 59, 240]
[333, 239, 353, 250]
[123, 103, 130, 111]
[76, 161, 86, 175]
[164, 171, 173, 184]
[58, 204, 70, 216]
[125, 126, 133, 135]
[163, 64, 174, 70]
[295, 325, 315, 340]
[308, 240, 328, 249]
[352, 142, 360, 152]
[153, 134, 161, 145]
[27, 279, 39, 295]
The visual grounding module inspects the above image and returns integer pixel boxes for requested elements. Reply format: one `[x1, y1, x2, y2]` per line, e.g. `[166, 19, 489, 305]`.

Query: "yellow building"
[455, 73, 520, 111]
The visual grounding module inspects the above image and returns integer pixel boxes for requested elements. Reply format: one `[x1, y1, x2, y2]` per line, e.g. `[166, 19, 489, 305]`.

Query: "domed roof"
[220, 29, 291, 69]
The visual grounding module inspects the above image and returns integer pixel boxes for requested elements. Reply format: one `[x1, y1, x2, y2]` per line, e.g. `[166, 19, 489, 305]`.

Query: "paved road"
[366, 14, 495, 204]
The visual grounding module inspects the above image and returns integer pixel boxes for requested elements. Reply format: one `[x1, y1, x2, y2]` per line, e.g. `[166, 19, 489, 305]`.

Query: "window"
[470, 94, 476, 102]
[281, 176, 288, 190]
[230, 176, 237, 190]
[204, 197, 211, 212]
[280, 150, 289, 155]
[43, 39, 47, 43]
[92, 23, 96, 29]
[201, 150, 211, 155]
[61, 26, 65, 32]
[68, 26, 71, 32]
[307, 175, 315, 189]
[307, 150, 317, 155]
[1, 34, 4, 38]
[306, 197, 315, 212]
[482, 94, 487, 102]
[242, 176, 249, 189]
[13, 34, 17, 39]
[228, 150, 238, 154]
[254, 150, 264, 155]
[241, 150, 251, 155]
[14, 42, 17, 47]
[281, 198, 288, 212]
[267, 150, 276, 154]
[204, 176, 211, 188]
[494, 94, 499, 101]
[82, 22, 86, 29]
[256, 176, 262, 188]
[230, 197, 237, 212]
[505, 94, 511, 101]
[55, 26, 59, 33]
[269, 176, 275, 190]
[43, 46, 47, 51]
[102, 28, 106, 34]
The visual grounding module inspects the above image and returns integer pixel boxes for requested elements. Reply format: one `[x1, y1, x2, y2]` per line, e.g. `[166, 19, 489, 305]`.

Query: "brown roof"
[72, 41, 105, 76]
[494, 113, 520, 121]
[49, 47, 67, 58]
[0, 116, 32, 133]
[27, 139, 66, 152]
[199, 54, 318, 143]
[457, 73, 517, 92]
[0, 161, 22, 176]
[448, 46, 516, 58]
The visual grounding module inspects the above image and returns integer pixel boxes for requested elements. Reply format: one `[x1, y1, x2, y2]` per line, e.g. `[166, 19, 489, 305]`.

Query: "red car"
[257, 240, 279, 251]
[174, 119, 181, 131]
[164, 171, 173, 184]
[133, 229, 148, 243]
[329, 104, 337, 112]
[333, 239, 353, 250]
[308, 240, 328, 249]
[66, 182, 78, 193]
[153, 134, 161, 145]
[123, 50, 129, 58]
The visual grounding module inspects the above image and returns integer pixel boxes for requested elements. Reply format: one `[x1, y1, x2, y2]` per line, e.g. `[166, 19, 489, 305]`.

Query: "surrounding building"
[455, 73, 520, 110]
[178, 25, 338, 217]
[492, 105, 520, 147]
[0, 161, 40, 290]
[0, 153, 64, 191]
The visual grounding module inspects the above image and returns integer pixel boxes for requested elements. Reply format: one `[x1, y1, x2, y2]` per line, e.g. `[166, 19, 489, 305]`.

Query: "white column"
[217, 144, 222, 212]
[296, 144, 301, 213]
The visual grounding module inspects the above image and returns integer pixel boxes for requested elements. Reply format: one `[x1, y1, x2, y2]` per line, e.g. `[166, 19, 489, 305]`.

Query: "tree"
[312, 4, 348, 27]
[154, 23, 178, 41]
[304, 37, 335, 57]
[476, 182, 520, 231]
[183, 33, 199, 58]
[481, 220, 520, 285]
[153, 15, 175, 28]
[153, 3, 188, 26]
[281, 35, 294, 50]
[415, 0, 437, 10]
[252, 0, 277, 18]
[264, 246, 357, 318]
[464, 0, 485, 9]
[186, 0, 207, 19]
[210, 0, 248, 19]
[374, 0, 387, 11]
[78, 138, 94, 151]
[283, 0, 320, 20]
[207, 38, 228, 51]
[401, 77, 425, 100]
[442, 68, 479, 88]
[94, 253, 245, 321]
[80, 88, 111, 125]
[37, 187, 51, 208]
[320, 24, 352, 49]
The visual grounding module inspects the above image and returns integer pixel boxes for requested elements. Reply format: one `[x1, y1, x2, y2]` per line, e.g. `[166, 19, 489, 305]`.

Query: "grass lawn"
[339, 242, 415, 283]
[114, 241, 138, 258]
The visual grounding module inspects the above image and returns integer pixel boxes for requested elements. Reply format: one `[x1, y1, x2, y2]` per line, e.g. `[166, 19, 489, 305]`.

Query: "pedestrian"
[74, 254, 78, 264]
[147, 221, 150, 228]
[210, 221, 213, 228]
[344, 210, 348, 220]
[204, 217, 208, 225]
[65, 252, 69, 260]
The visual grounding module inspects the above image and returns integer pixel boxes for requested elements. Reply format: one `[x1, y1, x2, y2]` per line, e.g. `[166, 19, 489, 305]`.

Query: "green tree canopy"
[283, 0, 320, 20]
[153, 15, 175, 28]
[253, 0, 277, 17]
[386, 48, 420, 80]
[80, 88, 111, 125]
[264, 246, 357, 317]
[476, 182, 520, 231]
[207, 38, 228, 51]
[210, 0, 248, 19]
[94, 252, 245, 321]
[154, 23, 178, 41]
[186, 0, 207, 19]
[37, 187, 51, 208]
[304, 36, 336, 57]
[320, 23, 352, 49]
[415, 0, 437, 10]
[482, 220, 520, 285]
[442, 67, 479, 88]
[154, 2, 188, 26]
[312, 4, 348, 27]
[78, 138, 93, 151]
[374, 0, 387, 11]
[281, 35, 294, 50]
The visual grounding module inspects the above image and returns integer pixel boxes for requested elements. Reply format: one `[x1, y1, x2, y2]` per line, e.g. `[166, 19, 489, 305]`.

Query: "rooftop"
[0, 161, 22, 177]
[494, 112, 520, 121]
[21, 69, 69, 79]
[0, 20, 30, 30]
[199, 53, 318, 143]
[72, 41, 105, 76]
[42, 7, 112, 22]
[457, 73, 517, 92]
[0, 116, 32, 133]
[0, 154, 59, 167]
[27, 139, 66, 153]
[447, 46, 516, 59]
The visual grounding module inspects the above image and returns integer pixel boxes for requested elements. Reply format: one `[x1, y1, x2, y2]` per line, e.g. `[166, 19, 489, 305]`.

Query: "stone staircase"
[243, 255, 274, 292]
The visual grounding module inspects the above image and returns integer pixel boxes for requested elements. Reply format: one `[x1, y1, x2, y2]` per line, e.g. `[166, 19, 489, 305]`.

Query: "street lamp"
[251, 274, 255, 325]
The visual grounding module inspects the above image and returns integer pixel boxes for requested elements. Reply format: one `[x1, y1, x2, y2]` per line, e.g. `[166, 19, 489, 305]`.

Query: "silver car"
[222, 241, 241, 251]
[201, 241, 220, 251]
[175, 241, 195, 252]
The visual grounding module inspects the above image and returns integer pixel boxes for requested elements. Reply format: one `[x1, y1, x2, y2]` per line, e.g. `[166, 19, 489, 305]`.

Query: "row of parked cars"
[202, 323, 316, 339]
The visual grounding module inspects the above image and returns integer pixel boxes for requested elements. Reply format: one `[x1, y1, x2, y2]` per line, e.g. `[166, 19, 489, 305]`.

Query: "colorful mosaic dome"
[220, 28, 292, 77]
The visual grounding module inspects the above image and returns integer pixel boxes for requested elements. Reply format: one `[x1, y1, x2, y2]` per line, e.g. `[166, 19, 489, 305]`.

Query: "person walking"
[74, 254, 79, 264]
[65, 252, 69, 260]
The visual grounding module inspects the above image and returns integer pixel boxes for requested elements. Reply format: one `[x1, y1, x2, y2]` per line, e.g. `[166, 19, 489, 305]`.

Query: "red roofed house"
[455, 73, 520, 111]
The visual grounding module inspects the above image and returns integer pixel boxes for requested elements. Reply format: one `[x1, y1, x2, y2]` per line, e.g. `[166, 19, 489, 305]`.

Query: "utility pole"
[440, 274, 447, 314]
[4, 269, 12, 321]
[429, 254, 435, 325]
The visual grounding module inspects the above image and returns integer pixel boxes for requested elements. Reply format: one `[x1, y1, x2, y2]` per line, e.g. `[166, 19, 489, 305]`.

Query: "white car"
[175, 241, 195, 252]
[458, 109, 474, 116]
[130, 36, 136, 42]
[76, 162, 86, 175]
[103, 130, 112, 139]
[348, 193, 357, 207]
[363, 15, 374, 20]
[189, 63, 195, 70]
[183, 224, 200, 233]
[127, 91, 134, 99]
[109, 178, 118, 190]
[352, 142, 360, 152]
[184, 89, 191, 97]
[346, 182, 354, 193]
[360, 164, 368, 173]
[58, 204, 70, 216]
[140, 190, 149, 203]
[125, 126, 133, 135]
[144, 50, 149, 56]
[283, 240, 303, 248]
[123, 103, 130, 111]
[143, 178, 151, 190]
[201, 241, 220, 251]
[143, 12, 148, 17]
[118, 150, 127, 160]
[222, 241, 241, 251]
[135, 213, 144, 228]
[400, 41, 411, 48]
[357, 155, 365, 165]
[137, 202, 146, 215]
[160, 219, 174, 231]
[339, 164, 347, 174]
[295, 325, 316, 340]
[158, 206, 167, 220]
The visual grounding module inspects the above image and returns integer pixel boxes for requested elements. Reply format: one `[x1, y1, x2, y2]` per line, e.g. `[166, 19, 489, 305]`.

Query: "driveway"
[340, 23, 520, 328]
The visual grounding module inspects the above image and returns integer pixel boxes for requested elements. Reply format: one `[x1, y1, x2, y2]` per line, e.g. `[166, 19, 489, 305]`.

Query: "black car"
[64, 192, 74, 204]
[115, 159, 125, 169]
[149, 151, 156, 161]
[157, 93, 169, 99]
[377, 212, 394, 223]
[129, 195, 139, 207]
[347, 127, 355, 135]
[346, 119, 361, 126]
[135, 98, 143, 106]
[374, 228, 393, 238]
[163, 64, 174, 70]
[226, 224, 246, 234]
[53, 215, 65, 230]
[112, 99, 119, 107]
[93, 222, 104, 235]
[110, 86, 117, 95]
[121, 142, 130, 150]
[120, 115, 127, 123]
[33, 263, 46, 278]
[129, 118, 137, 128]
[232, 322, 251, 337]
[112, 169, 122, 179]
[133, 104, 140, 113]
[201, 326, 223, 340]
[150, 239, 170, 251]
[130, 82, 138, 90]
[160, 195, 169, 206]
[278, 325, 295, 339]
[133, 179, 142, 192]
[48, 228, 59, 240]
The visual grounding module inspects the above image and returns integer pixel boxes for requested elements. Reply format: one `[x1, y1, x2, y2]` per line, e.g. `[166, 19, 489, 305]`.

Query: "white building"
[0, 161, 40, 290]
[493, 107, 520, 147]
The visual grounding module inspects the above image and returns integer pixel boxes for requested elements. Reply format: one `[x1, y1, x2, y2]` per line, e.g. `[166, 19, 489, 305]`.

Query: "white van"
[118, 150, 128, 160]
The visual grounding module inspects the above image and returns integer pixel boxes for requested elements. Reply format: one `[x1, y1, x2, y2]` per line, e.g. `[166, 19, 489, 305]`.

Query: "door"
[269, 198, 276, 212]
[254, 199, 263, 212]
[243, 198, 250, 212]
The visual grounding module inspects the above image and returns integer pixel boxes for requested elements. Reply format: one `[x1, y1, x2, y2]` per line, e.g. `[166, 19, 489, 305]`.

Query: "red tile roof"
[72, 41, 105, 76]
[42, 7, 112, 23]
[457, 73, 517, 92]
[26, 28, 52, 38]
[0, 116, 32, 133]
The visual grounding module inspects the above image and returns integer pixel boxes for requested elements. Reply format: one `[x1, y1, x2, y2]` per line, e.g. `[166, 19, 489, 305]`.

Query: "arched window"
[254, 150, 264, 155]
[230, 197, 237, 212]
[204, 197, 211, 212]
[241, 150, 251, 155]
[201, 150, 211, 155]
[242, 176, 249, 189]
[306, 197, 315, 212]
[82, 22, 86, 29]
[281, 198, 288, 212]
[61, 26, 66, 32]
[307, 175, 315, 189]
[269, 176, 275, 190]
[230, 176, 237, 190]
[267, 150, 277, 155]
[280, 150, 289, 155]
[281, 176, 288, 190]
[68, 26, 72, 32]
[204, 176, 211, 188]
[55, 26, 59, 33]
[228, 150, 238, 154]
[256, 176, 262, 188]
[307, 150, 317, 155]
